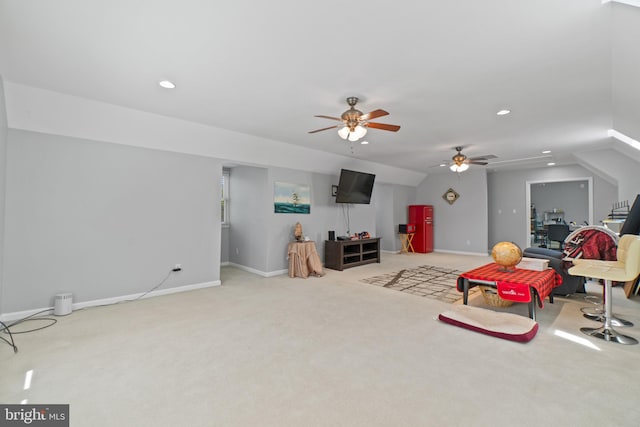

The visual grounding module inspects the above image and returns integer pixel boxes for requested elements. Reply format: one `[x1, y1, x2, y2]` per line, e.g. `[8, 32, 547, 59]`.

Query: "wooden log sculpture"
[294, 222, 303, 241]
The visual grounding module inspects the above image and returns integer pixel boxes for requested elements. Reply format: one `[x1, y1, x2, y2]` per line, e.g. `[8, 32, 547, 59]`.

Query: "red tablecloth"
[457, 263, 562, 307]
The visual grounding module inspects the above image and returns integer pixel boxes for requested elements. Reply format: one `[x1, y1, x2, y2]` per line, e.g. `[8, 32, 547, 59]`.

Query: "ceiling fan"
[447, 146, 497, 172]
[308, 97, 401, 142]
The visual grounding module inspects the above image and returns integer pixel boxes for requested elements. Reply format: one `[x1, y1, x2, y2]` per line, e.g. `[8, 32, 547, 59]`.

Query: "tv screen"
[335, 169, 375, 204]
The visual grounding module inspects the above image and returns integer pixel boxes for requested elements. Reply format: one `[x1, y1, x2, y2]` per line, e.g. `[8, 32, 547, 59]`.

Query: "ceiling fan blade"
[308, 125, 339, 134]
[367, 122, 401, 132]
[468, 154, 497, 161]
[467, 160, 488, 165]
[314, 115, 343, 121]
[360, 109, 389, 121]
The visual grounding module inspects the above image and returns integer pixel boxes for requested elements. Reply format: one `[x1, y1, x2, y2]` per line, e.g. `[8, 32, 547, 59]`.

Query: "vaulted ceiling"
[1, 0, 639, 173]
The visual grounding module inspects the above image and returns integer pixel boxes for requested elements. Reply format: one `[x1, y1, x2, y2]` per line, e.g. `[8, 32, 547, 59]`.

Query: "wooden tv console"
[324, 237, 381, 271]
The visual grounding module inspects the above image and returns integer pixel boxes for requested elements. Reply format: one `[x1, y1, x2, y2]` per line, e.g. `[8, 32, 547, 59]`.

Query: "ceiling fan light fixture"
[310, 97, 400, 141]
[354, 125, 367, 139]
[347, 132, 360, 142]
[450, 163, 469, 173]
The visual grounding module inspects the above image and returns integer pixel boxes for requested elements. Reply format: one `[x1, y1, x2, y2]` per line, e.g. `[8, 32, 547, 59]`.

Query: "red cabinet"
[408, 205, 433, 253]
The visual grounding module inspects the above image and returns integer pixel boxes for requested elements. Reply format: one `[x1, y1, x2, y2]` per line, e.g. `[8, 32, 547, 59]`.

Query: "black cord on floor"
[7, 317, 58, 334]
[1, 268, 178, 352]
[0, 320, 18, 353]
[132, 270, 173, 301]
[1, 309, 58, 352]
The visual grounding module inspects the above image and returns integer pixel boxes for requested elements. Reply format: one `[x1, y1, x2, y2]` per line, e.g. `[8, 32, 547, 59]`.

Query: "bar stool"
[564, 225, 631, 326]
[568, 234, 640, 345]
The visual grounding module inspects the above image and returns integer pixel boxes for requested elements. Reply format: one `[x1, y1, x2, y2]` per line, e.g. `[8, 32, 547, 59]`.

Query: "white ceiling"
[0, 0, 633, 173]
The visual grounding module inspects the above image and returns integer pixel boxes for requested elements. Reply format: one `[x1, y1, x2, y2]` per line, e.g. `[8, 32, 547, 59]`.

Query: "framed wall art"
[274, 182, 311, 214]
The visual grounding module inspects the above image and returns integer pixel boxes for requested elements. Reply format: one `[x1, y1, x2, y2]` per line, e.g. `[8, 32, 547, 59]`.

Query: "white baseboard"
[0, 280, 221, 323]
[264, 269, 289, 277]
[434, 249, 490, 257]
[225, 262, 287, 277]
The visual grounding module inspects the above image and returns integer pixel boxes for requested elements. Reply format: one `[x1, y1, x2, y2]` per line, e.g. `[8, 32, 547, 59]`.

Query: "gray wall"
[221, 226, 230, 264]
[2, 130, 221, 313]
[228, 165, 269, 272]
[220, 168, 231, 264]
[531, 180, 589, 225]
[488, 164, 618, 250]
[0, 76, 7, 314]
[227, 165, 383, 274]
[375, 183, 416, 253]
[265, 168, 342, 273]
[416, 169, 489, 254]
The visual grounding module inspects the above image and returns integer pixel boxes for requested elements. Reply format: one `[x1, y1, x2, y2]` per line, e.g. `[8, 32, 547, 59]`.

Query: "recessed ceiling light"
[439, 163, 447, 167]
[547, 162, 556, 166]
[542, 150, 551, 154]
[159, 80, 176, 89]
[360, 140, 369, 145]
[496, 109, 511, 116]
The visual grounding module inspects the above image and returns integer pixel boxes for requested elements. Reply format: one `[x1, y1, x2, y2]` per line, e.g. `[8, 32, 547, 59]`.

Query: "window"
[221, 169, 230, 225]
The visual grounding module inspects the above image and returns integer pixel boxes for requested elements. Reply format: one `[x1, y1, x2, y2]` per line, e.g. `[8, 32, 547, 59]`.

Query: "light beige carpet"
[360, 264, 479, 303]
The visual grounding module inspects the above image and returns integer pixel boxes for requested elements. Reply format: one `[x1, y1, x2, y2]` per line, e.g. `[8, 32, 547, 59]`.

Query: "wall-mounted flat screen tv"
[335, 169, 376, 204]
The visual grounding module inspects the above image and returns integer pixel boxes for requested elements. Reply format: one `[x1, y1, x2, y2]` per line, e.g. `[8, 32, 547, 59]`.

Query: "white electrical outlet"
[175, 264, 181, 269]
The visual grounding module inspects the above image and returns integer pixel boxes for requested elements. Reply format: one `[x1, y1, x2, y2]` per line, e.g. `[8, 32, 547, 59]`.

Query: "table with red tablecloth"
[456, 263, 563, 320]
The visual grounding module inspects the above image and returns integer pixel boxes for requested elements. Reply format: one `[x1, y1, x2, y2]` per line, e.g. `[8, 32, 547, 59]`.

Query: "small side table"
[399, 233, 415, 253]
[287, 241, 324, 278]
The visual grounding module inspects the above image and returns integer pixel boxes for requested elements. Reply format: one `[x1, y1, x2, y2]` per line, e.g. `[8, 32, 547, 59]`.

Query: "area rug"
[360, 265, 478, 304]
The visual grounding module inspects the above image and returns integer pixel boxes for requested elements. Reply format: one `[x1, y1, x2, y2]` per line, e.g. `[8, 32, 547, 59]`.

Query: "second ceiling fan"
[308, 97, 400, 142]
[448, 146, 497, 172]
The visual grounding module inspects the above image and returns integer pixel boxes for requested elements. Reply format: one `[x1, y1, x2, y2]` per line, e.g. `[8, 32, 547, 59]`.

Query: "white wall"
[4, 82, 426, 188]
[612, 3, 640, 142]
[3, 130, 221, 313]
[574, 148, 640, 203]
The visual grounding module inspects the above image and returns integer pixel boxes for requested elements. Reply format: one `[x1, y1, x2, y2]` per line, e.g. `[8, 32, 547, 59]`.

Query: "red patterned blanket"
[562, 228, 618, 273]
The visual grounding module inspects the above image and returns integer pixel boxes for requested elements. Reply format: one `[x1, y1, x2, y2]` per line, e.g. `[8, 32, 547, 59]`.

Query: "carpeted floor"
[360, 264, 479, 303]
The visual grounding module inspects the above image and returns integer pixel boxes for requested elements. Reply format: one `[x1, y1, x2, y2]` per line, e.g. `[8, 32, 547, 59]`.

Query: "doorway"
[525, 178, 593, 248]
